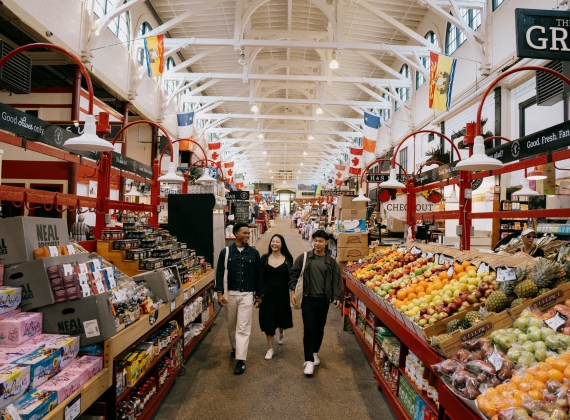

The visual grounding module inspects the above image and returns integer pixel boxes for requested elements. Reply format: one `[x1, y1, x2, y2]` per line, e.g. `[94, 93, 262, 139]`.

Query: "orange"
[534, 370, 550, 383]
[433, 282, 443, 291]
[393, 300, 404, 309]
[417, 292, 426, 298]
[442, 279, 450, 285]
[560, 352, 570, 361]
[528, 390, 543, 401]
[415, 286, 425, 294]
[564, 366, 570, 380]
[396, 290, 407, 300]
[537, 362, 552, 371]
[454, 264, 464, 273]
[407, 293, 417, 300]
[425, 286, 434, 294]
[531, 381, 546, 392]
[419, 281, 429, 289]
[548, 369, 564, 383]
[549, 358, 569, 372]
[438, 271, 449, 281]
[477, 398, 497, 418]
[462, 261, 471, 268]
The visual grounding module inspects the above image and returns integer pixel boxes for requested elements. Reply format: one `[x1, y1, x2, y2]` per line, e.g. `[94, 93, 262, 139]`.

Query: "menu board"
[234, 201, 250, 224]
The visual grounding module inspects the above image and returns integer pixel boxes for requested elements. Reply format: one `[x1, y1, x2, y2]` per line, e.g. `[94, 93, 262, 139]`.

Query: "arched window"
[138, 22, 152, 65]
[395, 64, 410, 111]
[164, 58, 176, 96]
[380, 94, 391, 121]
[446, 9, 481, 55]
[416, 31, 439, 89]
[93, 0, 130, 46]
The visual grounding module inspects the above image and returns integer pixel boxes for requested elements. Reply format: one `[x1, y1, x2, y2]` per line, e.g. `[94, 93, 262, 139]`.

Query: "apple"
[438, 312, 449, 319]
[467, 293, 478, 304]
[485, 289, 494, 298]
[418, 319, 427, 327]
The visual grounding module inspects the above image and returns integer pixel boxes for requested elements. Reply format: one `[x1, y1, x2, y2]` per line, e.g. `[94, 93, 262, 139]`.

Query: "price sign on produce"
[439, 254, 454, 265]
[477, 262, 491, 274]
[496, 266, 517, 282]
[545, 311, 568, 331]
[410, 246, 422, 255]
[488, 346, 504, 371]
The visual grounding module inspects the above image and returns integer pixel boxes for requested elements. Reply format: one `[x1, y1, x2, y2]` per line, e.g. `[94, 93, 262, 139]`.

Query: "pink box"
[0, 312, 42, 346]
[45, 336, 80, 368]
[64, 356, 102, 381]
[25, 334, 67, 348]
[37, 370, 86, 404]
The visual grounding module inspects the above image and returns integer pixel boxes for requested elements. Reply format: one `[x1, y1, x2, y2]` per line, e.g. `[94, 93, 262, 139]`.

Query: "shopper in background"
[259, 234, 294, 360]
[295, 208, 303, 227]
[70, 215, 90, 242]
[215, 222, 264, 375]
[520, 228, 545, 257]
[289, 230, 342, 376]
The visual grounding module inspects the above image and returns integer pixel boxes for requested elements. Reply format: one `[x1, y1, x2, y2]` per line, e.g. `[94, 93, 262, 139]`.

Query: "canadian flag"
[224, 161, 234, 168]
[349, 147, 363, 175]
[227, 177, 234, 184]
[208, 142, 221, 165]
[235, 182, 244, 189]
[334, 164, 346, 186]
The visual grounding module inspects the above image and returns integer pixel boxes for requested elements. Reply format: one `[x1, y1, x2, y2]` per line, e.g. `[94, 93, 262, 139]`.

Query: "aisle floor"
[154, 217, 396, 420]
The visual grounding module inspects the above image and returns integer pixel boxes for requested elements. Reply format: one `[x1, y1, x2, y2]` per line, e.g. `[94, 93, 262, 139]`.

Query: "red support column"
[459, 170, 472, 251]
[95, 152, 111, 239]
[149, 159, 160, 227]
[407, 184, 416, 240]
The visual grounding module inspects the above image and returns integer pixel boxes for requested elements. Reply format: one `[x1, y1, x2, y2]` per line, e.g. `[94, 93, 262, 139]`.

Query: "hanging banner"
[381, 193, 438, 221]
[366, 173, 407, 183]
[515, 9, 570, 61]
[414, 161, 459, 185]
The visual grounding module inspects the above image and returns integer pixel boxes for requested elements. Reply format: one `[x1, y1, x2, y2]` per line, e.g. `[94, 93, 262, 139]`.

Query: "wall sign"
[225, 191, 249, 200]
[516, 8, 570, 61]
[0, 103, 153, 179]
[365, 173, 407, 183]
[414, 160, 459, 185]
[301, 192, 314, 196]
[381, 193, 437, 221]
[234, 201, 250, 224]
[320, 190, 350, 196]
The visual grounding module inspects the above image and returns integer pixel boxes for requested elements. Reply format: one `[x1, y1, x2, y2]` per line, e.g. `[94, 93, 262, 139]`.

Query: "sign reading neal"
[366, 173, 407, 183]
[381, 193, 437, 221]
[516, 9, 570, 61]
[225, 191, 250, 200]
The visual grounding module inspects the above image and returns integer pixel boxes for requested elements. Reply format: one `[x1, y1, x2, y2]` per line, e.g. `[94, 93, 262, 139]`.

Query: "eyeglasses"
[525, 235, 536, 239]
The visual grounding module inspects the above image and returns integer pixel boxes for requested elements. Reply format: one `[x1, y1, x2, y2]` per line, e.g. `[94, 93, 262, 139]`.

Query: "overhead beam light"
[316, 106, 323, 115]
[329, 51, 339, 69]
[303, 151, 307, 156]
[238, 50, 246, 66]
[251, 103, 258, 112]
[308, 134, 314, 140]
[258, 132, 264, 139]
[262, 150, 266, 154]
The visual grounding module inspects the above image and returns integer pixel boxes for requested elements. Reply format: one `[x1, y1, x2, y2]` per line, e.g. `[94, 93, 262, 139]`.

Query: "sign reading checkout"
[516, 8, 570, 60]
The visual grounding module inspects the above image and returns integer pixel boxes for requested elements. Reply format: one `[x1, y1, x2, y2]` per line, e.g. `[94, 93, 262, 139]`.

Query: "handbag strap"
[223, 246, 229, 296]
[301, 252, 307, 275]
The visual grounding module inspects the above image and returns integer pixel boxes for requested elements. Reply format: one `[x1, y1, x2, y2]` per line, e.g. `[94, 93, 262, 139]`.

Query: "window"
[138, 22, 152, 65]
[164, 58, 176, 95]
[493, 0, 504, 10]
[380, 94, 391, 121]
[399, 147, 408, 175]
[446, 9, 481, 55]
[93, 0, 130, 45]
[417, 31, 439, 89]
[395, 64, 410, 111]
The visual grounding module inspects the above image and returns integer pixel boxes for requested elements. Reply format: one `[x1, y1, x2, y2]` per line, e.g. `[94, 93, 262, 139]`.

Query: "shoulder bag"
[293, 252, 307, 309]
[223, 246, 229, 300]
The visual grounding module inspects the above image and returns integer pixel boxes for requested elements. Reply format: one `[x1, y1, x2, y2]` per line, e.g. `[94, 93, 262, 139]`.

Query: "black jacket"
[215, 243, 264, 297]
[289, 250, 343, 302]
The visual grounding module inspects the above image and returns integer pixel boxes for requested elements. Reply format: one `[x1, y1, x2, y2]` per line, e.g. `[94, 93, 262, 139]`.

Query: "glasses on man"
[525, 234, 536, 239]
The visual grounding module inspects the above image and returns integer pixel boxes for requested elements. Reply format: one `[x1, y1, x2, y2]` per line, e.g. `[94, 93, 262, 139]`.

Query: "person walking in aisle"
[289, 230, 342, 376]
[215, 222, 264, 375]
[259, 234, 294, 360]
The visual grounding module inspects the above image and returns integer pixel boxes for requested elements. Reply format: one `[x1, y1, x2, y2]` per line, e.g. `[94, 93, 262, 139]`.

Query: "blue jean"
[301, 297, 329, 362]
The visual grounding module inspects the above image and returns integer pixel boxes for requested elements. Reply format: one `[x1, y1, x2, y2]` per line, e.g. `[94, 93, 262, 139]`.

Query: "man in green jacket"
[289, 230, 343, 376]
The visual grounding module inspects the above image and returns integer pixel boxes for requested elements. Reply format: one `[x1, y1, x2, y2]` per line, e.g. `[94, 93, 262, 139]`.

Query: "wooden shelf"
[371, 363, 409, 420]
[138, 364, 182, 420]
[400, 369, 439, 415]
[43, 368, 111, 420]
[347, 316, 373, 361]
[184, 305, 220, 359]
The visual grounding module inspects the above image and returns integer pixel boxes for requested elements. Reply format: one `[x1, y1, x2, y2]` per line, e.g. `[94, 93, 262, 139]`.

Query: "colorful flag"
[349, 147, 363, 175]
[363, 112, 380, 156]
[144, 35, 165, 77]
[208, 142, 221, 164]
[177, 111, 194, 139]
[227, 177, 234, 184]
[335, 164, 346, 185]
[429, 52, 457, 112]
[235, 182, 244, 189]
[224, 161, 234, 169]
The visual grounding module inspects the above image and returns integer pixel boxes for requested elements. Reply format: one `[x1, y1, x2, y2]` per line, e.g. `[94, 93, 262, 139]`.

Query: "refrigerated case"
[167, 194, 227, 268]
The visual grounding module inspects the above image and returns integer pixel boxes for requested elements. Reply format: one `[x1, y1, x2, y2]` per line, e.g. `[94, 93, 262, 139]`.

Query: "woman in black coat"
[260, 234, 294, 360]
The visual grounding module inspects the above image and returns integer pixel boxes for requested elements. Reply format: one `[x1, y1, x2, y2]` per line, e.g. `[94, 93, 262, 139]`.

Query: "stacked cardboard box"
[335, 196, 368, 262]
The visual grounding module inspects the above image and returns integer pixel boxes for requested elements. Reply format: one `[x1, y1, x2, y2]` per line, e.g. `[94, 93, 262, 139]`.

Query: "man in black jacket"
[215, 223, 264, 374]
[289, 230, 342, 376]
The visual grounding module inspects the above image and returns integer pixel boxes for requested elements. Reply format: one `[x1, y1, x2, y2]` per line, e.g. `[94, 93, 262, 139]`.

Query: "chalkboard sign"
[226, 191, 249, 200]
[234, 201, 250, 224]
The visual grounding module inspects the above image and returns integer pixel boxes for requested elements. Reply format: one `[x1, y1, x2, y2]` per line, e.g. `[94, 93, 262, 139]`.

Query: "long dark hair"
[265, 234, 293, 262]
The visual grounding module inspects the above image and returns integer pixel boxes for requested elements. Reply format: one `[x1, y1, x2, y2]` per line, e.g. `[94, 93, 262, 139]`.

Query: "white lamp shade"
[63, 115, 114, 152]
[527, 167, 547, 180]
[196, 171, 216, 184]
[455, 136, 504, 171]
[125, 187, 142, 197]
[379, 168, 406, 189]
[329, 58, 339, 69]
[446, 189, 459, 203]
[352, 187, 371, 202]
[512, 179, 540, 196]
[157, 163, 184, 183]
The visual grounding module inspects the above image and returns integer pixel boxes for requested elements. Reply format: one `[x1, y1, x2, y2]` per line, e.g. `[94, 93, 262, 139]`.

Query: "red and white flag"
[227, 177, 234, 184]
[224, 161, 234, 169]
[363, 112, 380, 160]
[235, 182, 244, 189]
[208, 142, 221, 165]
[349, 147, 363, 175]
[334, 164, 346, 186]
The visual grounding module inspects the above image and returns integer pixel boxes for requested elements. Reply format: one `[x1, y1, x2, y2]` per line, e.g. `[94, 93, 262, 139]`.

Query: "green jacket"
[289, 250, 343, 302]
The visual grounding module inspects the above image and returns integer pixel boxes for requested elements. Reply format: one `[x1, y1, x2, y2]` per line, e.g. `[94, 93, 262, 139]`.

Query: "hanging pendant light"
[455, 135, 504, 171]
[527, 165, 547, 180]
[446, 189, 459, 203]
[125, 186, 142, 197]
[379, 168, 406, 189]
[512, 179, 540, 196]
[196, 170, 216, 185]
[352, 187, 370, 202]
[157, 163, 184, 183]
[63, 114, 114, 152]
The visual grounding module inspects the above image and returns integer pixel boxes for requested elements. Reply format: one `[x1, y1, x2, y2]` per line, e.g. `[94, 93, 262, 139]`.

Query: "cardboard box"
[38, 370, 86, 404]
[45, 336, 80, 368]
[0, 364, 30, 408]
[336, 220, 367, 233]
[38, 292, 117, 346]
[421, 305, 481, 341]
[15, 390, 58, 420]
[508, 282, 570, 319]
[64, 355, 102, 381]
[0, 217, 70, 266]
[132, 266, 183, 302]
[337, 233, 368, 247]
[336, 195, 366, 210]
[339, 208, 367, 220]
[4, 254, 91, 310]
[13, 348, 62, 388]
[0, 287, 21, 316]
[337, 246, 369, 261]
[0, 312, 42, 346]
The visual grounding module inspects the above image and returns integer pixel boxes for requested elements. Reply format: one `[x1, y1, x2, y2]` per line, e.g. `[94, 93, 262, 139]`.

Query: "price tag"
[434, 253, 440, 263]
[439, 254, 455, 265]
[496, 266, 517, 282]
[397, 246, 407, 252]
[184, 291, 189, 302]
[64, 394, 81, 420]
[545, 311, 568, 331]
[447, 266, 455, 278]
[190, 286, 195, 296]
[48, 246, 59, 257]
[82, 320, 100, 338]
[426, 252, 434, 260]
[149, 310, 158, 325]
[410, 246, 422, 255]
[170, 301, 176, 312]
[5, 404, 21, 420]
[421, 252, 427, 259]
[66, 244, 76, 255]
[477, 262, 490, 274]
[487, 345, 504, 371]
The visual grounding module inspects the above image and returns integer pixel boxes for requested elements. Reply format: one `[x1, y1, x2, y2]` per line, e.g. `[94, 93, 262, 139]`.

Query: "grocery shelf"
[138, 364, 183, 420]
[371, 363, 409, 420]
[437, 379, 480, 420]
[347, 316, 373, 362]
[184, 309, 218, 359]
[43, 368, 111, 420]
[399, 369, 439, 415]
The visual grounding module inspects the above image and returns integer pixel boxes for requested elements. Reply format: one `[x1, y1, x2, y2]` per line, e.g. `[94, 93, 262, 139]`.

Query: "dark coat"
[289, 250, 343, 302]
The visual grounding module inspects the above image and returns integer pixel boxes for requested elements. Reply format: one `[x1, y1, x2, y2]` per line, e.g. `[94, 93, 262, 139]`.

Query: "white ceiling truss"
[82, 0, 490, 183]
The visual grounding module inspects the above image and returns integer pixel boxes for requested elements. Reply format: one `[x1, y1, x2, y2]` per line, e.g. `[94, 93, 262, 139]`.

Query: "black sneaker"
[231, 348, 236, 359]
[234, 360, 246, 375]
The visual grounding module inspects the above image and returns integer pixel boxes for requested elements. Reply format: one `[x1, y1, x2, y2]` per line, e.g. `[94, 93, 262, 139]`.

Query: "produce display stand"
[343, 273, 480, 420]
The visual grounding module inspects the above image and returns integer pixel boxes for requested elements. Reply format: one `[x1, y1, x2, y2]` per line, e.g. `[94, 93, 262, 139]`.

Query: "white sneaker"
[265, 349, 274, 360]
[277, 333, 284, 345]
[313, 353, 321, 366]
[303, 361, 314, 375]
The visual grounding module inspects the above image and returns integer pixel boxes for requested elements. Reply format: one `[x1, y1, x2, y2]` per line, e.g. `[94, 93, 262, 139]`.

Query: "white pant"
[226, 293, 254, 361]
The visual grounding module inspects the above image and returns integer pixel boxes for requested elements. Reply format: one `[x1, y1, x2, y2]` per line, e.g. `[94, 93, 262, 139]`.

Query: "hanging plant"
[187, 165, 203, 185]
[425, 147, 451, 164]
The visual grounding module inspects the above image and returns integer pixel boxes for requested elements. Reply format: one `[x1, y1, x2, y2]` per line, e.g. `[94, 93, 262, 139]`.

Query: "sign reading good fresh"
[516, 9, 570, 60]
[381, 194, 437, 221]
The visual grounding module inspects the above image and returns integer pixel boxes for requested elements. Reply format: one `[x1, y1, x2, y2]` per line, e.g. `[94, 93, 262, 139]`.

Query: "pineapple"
[497, 279, 517, 296]
[446, 319, 463, 334]
[486, 291, 509, 313]
[511, 298, 527, 308]
[516, 263, 533, 282]
[465, 311, 480, 327]
[514, 280, 539, 298]
[538, 288, 550, 295]
[528, 258, 563, 289]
